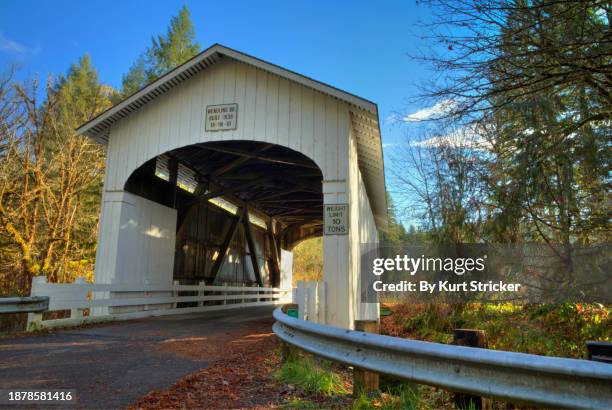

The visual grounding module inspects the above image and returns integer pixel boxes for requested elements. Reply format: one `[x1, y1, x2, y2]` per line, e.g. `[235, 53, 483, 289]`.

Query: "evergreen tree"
[484, 1, 611, 245]
[55, 54, 109, 130]
[117, 56, 147, 100]
[147, 5, 200, 78]
[115, 5, 201, 101]
[380, 193, 409, 247]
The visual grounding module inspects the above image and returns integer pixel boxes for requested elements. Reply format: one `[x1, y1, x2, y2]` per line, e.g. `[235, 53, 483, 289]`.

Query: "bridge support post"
[322, 180, 353, 329]
[353, 319, 380, 395]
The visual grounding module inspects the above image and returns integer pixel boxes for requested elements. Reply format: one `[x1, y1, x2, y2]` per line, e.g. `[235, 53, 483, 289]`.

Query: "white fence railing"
[27, 276, 290, 330]
[292, 280, 325, 323]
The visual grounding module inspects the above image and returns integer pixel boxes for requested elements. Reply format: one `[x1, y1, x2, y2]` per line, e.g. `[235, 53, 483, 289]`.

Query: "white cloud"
[0, 32, 37, 55]
[411, 125, 492, 151]
[402, 99, 455, 122]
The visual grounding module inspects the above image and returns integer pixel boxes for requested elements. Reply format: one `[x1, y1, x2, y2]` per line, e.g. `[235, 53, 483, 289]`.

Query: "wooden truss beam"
[256, 199, 322, 204]
[208, 207, 245, 284]
[275, 216, 321, 220]
[188, 179, 257, 206]
[210, 143, 274, 178]
[250, 189, 302, 202]
[199, 145, 319, 169]
[260, 204, 323, 211]
[280, 220, 323, 234]
[267, 220, 281, 287]
[243, 206, 263, 287]
[273, 208, 322, 217]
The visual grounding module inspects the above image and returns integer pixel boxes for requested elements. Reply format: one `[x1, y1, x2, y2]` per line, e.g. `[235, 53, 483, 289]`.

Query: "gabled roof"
[77, 44, 387, 229]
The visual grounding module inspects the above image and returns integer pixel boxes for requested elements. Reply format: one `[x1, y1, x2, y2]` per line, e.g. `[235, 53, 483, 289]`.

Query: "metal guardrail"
[272, 307, 612, 409]
[0, 296, 49, 314]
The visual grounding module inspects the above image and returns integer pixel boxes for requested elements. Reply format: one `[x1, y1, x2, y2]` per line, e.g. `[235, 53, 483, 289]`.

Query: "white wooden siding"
[349, 127, 379, 321]
[104, 59, 349, 191]
[95, 191, 176, 286]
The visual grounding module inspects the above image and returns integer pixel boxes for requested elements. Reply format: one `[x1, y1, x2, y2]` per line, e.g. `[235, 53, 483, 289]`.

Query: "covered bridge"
[77, 44, 387, 328]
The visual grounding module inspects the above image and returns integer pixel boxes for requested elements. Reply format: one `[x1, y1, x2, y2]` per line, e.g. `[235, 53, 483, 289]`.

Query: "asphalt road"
[0, 306, 276, 409]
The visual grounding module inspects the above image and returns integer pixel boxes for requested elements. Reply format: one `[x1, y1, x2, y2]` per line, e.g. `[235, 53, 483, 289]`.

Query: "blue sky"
[0, 0, 436, 224]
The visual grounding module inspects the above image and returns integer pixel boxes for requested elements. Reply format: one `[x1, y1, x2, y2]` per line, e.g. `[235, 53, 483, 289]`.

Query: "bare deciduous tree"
[0, 67, 108, 296]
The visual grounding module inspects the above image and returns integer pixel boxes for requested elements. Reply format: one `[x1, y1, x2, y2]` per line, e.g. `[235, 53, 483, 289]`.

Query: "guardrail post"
[280, 304, 299, 362]
[353, 319, 380, 395]
[587, 341, 612, 364]
[70, 278, 86, 319]
[453, 329, 489, 409]
[27, 276, 47, 330]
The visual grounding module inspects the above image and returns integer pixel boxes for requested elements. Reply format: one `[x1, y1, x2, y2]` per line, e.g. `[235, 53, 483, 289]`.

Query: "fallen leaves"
[132, 325, 354, 409]
[133, 330, 283, 409]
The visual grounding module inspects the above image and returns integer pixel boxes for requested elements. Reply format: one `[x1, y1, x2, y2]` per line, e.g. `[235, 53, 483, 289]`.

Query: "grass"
[281, 397, 326, 409]
[274, 354, 347, 397]
[353, 384, 422, 410]
[275, 352, 430, 409]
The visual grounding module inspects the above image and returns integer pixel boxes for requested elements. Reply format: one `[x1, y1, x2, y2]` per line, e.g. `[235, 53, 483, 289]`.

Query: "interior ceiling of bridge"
[164, 141, 323, 233]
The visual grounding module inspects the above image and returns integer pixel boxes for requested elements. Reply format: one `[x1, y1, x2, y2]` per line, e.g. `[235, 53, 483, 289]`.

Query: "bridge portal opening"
[124, 141, 323, 288]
